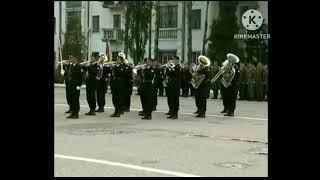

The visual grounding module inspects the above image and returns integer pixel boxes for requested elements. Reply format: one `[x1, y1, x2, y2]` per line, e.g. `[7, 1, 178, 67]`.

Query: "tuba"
[210, 53, 240, 88]
[191, 55, 211, 89]
[96, 53, 107, 80]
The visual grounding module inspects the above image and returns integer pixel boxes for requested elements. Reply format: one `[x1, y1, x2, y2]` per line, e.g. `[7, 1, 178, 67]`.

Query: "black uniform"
[110, 63, 131, 117]
[152, 67, 161, 110]
[104, 66, 112, 94]
[63, 62, 72, 113]
[83, 63, 98, 113]
[158, 68, 165, 96]
[195, 66, 211, 117]
[123, 65, 133, 111]
[210, 65, 220, 99]
[141, 66, 155, 119]
[181, 67, 192, 97]
[96, 65, 108, 110]
[221, 63, 240, 116]
[66, 63, 83, 118]
[166, 65, 181, 118]
[136, 69, 142, 95]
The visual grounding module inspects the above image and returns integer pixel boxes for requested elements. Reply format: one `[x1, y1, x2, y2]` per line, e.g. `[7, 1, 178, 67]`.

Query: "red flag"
[105, 40, 111, 62]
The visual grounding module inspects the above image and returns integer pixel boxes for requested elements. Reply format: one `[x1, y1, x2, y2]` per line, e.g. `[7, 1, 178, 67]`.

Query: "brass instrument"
[160, 60, 175, 69]
[210, 53, 240, 88]
[191, 55, 211, 89]
[132, 64, 147, 75]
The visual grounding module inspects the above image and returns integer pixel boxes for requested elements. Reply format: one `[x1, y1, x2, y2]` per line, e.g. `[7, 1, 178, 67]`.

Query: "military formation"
[58, 52, 267, 119]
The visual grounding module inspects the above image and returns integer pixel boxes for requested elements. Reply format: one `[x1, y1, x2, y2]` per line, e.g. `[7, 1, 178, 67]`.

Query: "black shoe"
[95, 108, 104, 113]
[65, 109, 72, 113]
[139, 111, 144, 114]
[194, 111, 199, 114]
[67, 114, 79, 119]
[220, 109, 227, 113]
[196, 114, 205, 118]
[224, 112, 234, 117]
[139, 112, 146, 116]
[167, 114, 178, 119]
[85, 111, 96, 116]
[110, 113, 120, 117]
[141, 116, 152, 120]
[165, 112, 171, 115]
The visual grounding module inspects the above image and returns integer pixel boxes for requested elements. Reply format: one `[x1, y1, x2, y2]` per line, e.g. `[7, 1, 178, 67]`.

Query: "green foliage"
[62, 16, 87, 61]
[245, 21, 268, 65]
[207, 1, 240, 65]
[125, 1, 153, 65]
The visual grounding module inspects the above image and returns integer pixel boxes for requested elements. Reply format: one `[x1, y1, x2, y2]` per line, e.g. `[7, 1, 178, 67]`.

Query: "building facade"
[54, 1, 268, 66]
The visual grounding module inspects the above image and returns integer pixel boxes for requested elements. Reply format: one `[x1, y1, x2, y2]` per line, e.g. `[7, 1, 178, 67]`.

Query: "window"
[191, 9, 201, 29]
[103, 1, 114, 6]
[159, 5, 178, 28]
[113, 15, 121, 29]
[112, 52, 120, 61]
[158, 50, 177, 64]
[66, 1, 82, 8]
[92, 16, 100, 32]
[92, 52, 99, 59]
[192, 51, 201, 64]
[66, 11, 81, 31]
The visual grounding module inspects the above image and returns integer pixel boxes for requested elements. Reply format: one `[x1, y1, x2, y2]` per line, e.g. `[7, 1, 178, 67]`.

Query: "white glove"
[77, 86, 81, 90]
[60, 69, 65, 76]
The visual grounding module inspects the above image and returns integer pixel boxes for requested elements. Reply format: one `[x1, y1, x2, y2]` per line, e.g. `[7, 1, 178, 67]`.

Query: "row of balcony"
[101, 28, 179, 41]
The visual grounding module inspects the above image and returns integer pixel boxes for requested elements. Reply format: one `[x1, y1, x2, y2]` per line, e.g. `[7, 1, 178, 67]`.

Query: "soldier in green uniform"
[246, 62, 256, 101]
[238, 62, 247, 100]
[255, 62, 265, 101]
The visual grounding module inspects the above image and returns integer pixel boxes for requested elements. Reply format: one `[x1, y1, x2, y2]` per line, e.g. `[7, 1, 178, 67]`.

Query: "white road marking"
[55, 154, 202, 177]
[54, 103, 267, 121]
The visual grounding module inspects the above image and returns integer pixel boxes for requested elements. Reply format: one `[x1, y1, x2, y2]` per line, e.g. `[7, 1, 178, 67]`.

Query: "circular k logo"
[242, 9, 263, 31]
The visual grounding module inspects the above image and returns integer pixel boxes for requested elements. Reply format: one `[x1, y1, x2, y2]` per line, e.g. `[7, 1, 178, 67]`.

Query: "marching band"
[58, 52, 241, 119]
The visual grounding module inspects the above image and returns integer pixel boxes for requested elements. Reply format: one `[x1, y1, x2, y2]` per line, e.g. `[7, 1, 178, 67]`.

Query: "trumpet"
[134, 64, 147, 69]
[160, 60, 175, 68]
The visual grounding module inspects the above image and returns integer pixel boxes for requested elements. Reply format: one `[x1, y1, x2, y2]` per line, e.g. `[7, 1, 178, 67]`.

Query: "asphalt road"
[54, 87, 268, 177]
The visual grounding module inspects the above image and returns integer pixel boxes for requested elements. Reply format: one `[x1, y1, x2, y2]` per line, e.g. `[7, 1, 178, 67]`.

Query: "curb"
[54, 83, 138, 90]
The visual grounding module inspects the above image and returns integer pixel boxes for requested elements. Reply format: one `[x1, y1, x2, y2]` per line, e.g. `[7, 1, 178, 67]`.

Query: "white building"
[54, 1, 268, 66]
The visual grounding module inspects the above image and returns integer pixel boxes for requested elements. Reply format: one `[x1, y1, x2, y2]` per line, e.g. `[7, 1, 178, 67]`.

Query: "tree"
[62, 16, 87, 61]
[187, 1, 192, 64]
[245, 20, 268, 65]
[201, 1, 209, 55]
[125, 1, 153, 65]
[154, 1, 160, 62]
[148, 2, 153, 59]
[124, 3, 130, 57]
[207, 1, 239, 65]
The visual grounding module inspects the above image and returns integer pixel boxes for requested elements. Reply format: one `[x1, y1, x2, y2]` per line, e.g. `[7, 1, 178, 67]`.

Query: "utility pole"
[181, 1, 185, 63]
[187, 1, 192, 64]
[59, 1, 62, 61]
